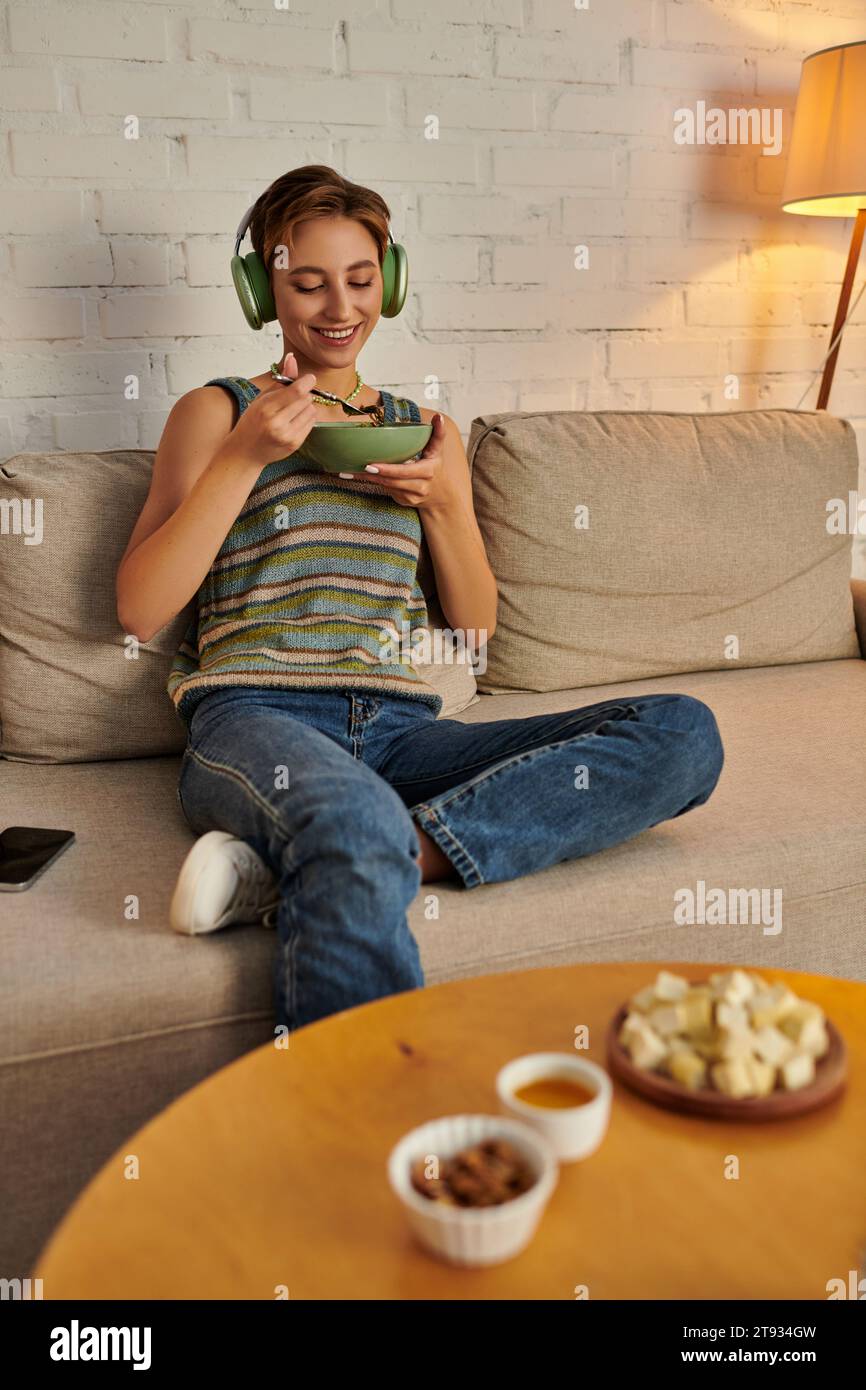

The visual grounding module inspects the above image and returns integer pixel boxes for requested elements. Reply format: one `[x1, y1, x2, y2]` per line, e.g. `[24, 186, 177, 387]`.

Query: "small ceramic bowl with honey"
[496, 1053, 612, 1163]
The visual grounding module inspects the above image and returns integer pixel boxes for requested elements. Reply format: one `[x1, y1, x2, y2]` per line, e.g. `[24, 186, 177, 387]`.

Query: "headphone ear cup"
[230, 251, 276, 330]
[230, 254, 261, 330]
[244, 251, 276, 324]
[381, 240, 408, 318]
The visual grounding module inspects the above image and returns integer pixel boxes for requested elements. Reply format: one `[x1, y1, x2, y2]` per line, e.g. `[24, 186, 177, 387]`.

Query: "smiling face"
[270, 215, 383, 366]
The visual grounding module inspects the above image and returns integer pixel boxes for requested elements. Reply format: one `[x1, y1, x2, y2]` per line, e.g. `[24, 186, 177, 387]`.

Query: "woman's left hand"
[354, 412, 457, 512]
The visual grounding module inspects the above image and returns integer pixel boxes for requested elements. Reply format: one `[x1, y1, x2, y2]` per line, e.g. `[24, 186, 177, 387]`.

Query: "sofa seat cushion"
[431, 661, 866, 983]
[1, 757, 274, 1051]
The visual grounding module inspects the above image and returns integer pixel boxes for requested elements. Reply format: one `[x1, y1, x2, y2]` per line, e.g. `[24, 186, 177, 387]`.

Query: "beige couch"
[2, 406, 865, 1275]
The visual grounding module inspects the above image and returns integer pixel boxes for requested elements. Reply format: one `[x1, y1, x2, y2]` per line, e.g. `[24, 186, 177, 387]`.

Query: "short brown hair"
[248, 165, 390, 282]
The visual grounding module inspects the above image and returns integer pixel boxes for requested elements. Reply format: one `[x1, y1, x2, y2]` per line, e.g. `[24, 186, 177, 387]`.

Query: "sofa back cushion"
[466, 409, 860, 694]
[0, 451, 476, 764]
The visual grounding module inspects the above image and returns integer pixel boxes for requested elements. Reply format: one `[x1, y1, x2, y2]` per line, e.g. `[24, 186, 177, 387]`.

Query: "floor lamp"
[781, 40, 866, 410]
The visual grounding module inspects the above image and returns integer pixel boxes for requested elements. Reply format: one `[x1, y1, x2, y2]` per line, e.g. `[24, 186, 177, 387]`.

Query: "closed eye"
[296, 281, 375, 294]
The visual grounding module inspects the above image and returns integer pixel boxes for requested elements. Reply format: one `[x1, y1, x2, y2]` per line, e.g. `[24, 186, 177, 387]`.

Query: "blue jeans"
[177, 687, 724, 1032]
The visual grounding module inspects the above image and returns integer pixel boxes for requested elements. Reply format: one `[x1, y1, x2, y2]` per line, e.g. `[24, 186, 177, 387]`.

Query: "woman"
[116, 164, 724, 1034]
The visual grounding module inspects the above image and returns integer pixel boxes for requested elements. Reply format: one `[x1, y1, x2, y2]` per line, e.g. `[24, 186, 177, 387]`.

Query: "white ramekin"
[496, 1052, 612, 1162]
[386, 1112, 558, 1267]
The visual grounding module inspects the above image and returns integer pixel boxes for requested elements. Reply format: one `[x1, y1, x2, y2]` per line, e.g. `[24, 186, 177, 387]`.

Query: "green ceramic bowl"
[302, 421, 432, 473]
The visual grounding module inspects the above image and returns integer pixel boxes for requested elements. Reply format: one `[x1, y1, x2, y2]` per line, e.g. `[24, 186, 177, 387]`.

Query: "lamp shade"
[782, 40, 866, 216]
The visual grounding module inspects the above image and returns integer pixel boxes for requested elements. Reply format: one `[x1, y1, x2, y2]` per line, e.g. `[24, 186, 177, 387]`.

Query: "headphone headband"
[233, 203, 255, 256]
[233, 201, 395, 261]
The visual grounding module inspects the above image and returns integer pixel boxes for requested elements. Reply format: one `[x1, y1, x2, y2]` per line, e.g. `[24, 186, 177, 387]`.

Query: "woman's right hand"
[220, 351, 318, 469]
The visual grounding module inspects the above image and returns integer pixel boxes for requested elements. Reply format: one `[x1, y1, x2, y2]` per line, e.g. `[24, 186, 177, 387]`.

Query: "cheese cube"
[779, 1001, 824, 1039]
[629, 984, 657, 1013]
[716, 1001, 749, 1032]
[743, 1055, 776, 1098]
[653, 970, 690, 1002]
[620, 1011, 647, 1042]
[681, 989, 713, 1034]
[649, 1003, 686, 1037]
[799, 1019, 829, 1059]
[749, 984, 799, 1029]
[778, 1004, 827, 1054]
[710, 969, 754, 1005]
[715, 1027, 755, 1061]
[620, 1014, 671, 1071]
[665, 1048, 707, 1090]
[752, 1025, 795, 1067]
[711, 1059, 755, 1098]
[627, 1027, 669, 1071]
[780, 1050, 815, 1091]
[620, 1010, 661, 1045]
[768, 981, 798, 1006]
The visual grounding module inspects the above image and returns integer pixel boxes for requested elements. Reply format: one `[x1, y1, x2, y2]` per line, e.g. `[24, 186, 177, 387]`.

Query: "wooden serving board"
[606, 1002, 848, 1121]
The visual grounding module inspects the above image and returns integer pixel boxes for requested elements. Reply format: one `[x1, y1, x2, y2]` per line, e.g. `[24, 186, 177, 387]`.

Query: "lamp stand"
[817, 207, 866, 410]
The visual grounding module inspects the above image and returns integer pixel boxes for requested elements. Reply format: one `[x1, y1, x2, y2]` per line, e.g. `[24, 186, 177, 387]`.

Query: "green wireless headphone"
[230, 200, 409, 330]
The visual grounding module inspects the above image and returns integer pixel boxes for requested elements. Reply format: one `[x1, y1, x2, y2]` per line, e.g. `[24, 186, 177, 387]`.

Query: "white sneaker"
[169, 830, 280, 936]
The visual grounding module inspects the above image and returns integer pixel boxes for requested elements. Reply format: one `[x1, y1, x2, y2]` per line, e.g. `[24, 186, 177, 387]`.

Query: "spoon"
[269, 362, 383, 421]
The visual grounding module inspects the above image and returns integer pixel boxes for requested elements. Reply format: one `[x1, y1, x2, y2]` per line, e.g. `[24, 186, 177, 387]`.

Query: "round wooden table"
[36, 962, 866, 1299]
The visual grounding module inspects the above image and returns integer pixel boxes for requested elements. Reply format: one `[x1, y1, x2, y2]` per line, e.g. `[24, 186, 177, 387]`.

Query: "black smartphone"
[0, 826, 75, 892]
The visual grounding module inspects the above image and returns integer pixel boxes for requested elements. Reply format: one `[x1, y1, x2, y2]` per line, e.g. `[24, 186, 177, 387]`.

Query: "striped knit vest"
[167, 376, 443, 723]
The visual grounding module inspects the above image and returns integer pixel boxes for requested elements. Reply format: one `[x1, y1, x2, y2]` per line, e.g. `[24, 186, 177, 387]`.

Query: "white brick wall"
[0, 0, 864, 572]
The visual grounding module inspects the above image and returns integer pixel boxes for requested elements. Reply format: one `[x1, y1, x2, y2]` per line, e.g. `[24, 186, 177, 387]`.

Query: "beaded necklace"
[270, 362, 365, 405]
